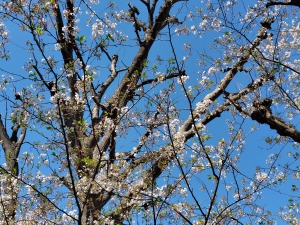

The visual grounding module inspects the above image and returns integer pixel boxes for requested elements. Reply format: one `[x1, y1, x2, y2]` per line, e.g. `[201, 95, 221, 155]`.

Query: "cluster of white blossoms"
[50, 90, 71, 103]
[92, 19, 104, 39]
[0, 22, 9, 42]
[255, 172, 268, 182]
[155, 72, 165, 83]
[196, 99, 212, 114]
[177, 75, 189, 85]
[207, 66, 218, 75]
[0, 22, 9, 58]
[41, 56, 57, 68]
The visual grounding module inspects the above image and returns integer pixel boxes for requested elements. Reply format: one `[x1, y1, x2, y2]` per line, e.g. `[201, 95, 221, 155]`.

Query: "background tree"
[0, 0, 299, 224]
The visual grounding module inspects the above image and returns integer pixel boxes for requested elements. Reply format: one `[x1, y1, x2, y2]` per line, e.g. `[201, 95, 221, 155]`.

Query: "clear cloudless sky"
[0, 0, 299, 223]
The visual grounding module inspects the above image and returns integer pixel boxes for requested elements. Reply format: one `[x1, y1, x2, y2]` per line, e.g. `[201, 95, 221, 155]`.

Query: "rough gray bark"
[0, 100, 27, 224]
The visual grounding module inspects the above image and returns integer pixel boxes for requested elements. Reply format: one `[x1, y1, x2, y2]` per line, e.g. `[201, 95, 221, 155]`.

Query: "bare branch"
[266, 0, 300, 8]
[135, 70, 185, 89]
[251, 99, 300, 142]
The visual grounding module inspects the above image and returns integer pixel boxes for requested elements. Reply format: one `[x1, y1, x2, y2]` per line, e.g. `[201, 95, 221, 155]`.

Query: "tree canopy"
[0, 0, 300, 224]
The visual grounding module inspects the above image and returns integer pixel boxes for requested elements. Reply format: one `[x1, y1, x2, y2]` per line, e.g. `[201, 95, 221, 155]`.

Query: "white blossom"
[255, 172, 268, 182]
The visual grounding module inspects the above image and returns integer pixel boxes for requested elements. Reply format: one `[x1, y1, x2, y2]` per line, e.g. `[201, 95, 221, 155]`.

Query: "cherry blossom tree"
[0, 0, 299, 224]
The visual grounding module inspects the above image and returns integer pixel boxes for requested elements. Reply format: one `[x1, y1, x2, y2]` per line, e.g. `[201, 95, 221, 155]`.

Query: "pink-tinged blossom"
[207, 66, 218, 75]
[199, 19, 208, 29]
[211, 18, 222, 29]
[196, 99, 212, 114]
[92, 20, 104, 39]
[156, 72, 165, 82]
[255, 172, 268, 182]
[177, 75, 189, 85]
[175, 25, 190, 35]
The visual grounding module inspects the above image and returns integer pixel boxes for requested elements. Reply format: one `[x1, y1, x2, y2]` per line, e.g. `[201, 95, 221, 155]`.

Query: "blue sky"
[0, 0, 299, 223]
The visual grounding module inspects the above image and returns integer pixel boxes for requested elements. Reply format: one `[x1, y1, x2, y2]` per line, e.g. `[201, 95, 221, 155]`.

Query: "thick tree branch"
[0, 115, 15, 153]
[111, 0, 182, 111]
[0, 97, 27, 222]
[266, 0, 300, 8]
[179, 25, 271, 138]
[52, 0, 76, 101]
[108, 22, 273, 224]
[90, 54, 119, 110]
[251, 99, 300, 142]
[191, 75, 271, 138]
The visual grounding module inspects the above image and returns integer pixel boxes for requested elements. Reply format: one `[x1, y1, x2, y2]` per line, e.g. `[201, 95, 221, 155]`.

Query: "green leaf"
[36, 25, 44, 35]
[265, 137, 272, 144]
[106, 33, 114, 42]
[207, 175, 214, 180]
[76, 35, 86, 42]
[291, 184, 298, 192]
[80, 35, 86, 41]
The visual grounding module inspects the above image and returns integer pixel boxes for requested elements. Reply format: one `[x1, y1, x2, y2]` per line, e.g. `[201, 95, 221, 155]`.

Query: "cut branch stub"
[251, 98, 300, 143]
